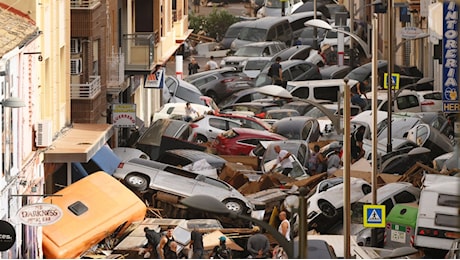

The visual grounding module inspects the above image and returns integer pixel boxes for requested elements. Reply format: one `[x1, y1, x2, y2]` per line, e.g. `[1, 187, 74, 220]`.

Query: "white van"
[286, 79, 359, 103]
[414, 174, 460, 257]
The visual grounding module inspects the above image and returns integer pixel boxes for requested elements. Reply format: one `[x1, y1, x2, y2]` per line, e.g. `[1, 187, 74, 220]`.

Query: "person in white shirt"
[270, 145, 293, 176]
[184, 102, 200, 122]
[278, 211, 291, 241]
[205, 55, 219, 70]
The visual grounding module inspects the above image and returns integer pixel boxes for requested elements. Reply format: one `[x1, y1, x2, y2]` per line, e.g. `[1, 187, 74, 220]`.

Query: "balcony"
[107, 53, 126, 94]
[122, 33, 155, 74]
[70, 76, 101, 99]
[70, 0, 101, 9]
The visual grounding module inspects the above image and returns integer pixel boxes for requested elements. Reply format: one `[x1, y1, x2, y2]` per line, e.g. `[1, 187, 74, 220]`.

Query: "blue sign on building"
[443, 1, 459, 113]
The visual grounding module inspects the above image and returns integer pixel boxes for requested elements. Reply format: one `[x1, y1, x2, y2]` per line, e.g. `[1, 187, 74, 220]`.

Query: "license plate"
[390, 230, 406, 243]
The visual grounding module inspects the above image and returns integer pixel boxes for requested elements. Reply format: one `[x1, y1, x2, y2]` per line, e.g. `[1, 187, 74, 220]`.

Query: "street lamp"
[181, 195, 294, 258]
[304, 19, 371, 59]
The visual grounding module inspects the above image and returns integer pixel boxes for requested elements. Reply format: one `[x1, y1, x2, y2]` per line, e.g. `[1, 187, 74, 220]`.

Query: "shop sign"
[16, 203, 63, 226]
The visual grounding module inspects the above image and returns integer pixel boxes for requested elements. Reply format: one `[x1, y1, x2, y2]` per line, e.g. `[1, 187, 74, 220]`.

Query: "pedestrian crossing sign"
[363, 205, 386, 227]
[383, 73, 400, 90]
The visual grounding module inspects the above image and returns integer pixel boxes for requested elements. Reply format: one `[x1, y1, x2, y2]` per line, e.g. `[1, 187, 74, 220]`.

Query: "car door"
[208, 117, 242, 141]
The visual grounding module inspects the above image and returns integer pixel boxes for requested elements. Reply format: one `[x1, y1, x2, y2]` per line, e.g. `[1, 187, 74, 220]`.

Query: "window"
[290, 65, 305, 79]
[435, 214, 460, 228]
[394, 191, 417, 204]
[209, 118, 227, 130]
[314, 86, 340, 102]
[438, 194, 460, 207]
[291, 87, 310, 99]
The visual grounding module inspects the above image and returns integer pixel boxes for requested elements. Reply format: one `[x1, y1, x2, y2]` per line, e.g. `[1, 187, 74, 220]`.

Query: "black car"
[254, 60, 322, 87]
[320, 65, 352, 79]
[272, 116, 321, 142]
[184, 68, 254, 103]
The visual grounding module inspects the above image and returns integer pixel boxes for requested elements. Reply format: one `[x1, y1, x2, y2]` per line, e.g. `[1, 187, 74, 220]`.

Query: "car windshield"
[245, 60, 270, 70]
[238, 28, 267, 42]
[235, 46, 268, 57]
[175, 87, 204, 104]
[304, 107, 326, 118]
[225, 26, 243, 38]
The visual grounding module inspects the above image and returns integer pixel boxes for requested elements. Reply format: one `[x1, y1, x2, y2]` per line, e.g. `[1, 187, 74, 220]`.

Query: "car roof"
[230, 127, 286, 137]
[244, 16, 290, 29]
[357, 182, 419, 204]
[287, 78, 358, 87]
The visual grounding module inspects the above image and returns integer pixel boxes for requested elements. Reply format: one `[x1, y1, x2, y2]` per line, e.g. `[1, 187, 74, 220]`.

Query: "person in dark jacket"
[247, 226, 270, 258]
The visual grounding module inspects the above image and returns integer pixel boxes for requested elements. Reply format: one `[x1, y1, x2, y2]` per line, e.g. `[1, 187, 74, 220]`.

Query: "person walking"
[270, 145, 293, 176]
[278, 211, 291, 242]
[157, 226, 175, 259]
[247, 226, 270, 259]
[269, 57, 283, 86]
[210, 236, 232, 259]
[188, 57, 200, 75]
[205, 55, 219, 70]
[189, 228, 204, 259]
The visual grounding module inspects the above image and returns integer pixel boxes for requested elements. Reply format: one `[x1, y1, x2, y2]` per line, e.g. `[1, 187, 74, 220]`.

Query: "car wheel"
[124, 173, 148, 191]
[318, 200, 337, 218]
[223, 199, 245, 214]
[196, 134, 208, 144]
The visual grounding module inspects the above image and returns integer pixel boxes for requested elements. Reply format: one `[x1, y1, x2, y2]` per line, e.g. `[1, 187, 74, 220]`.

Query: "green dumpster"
[384, 203, 418, 249]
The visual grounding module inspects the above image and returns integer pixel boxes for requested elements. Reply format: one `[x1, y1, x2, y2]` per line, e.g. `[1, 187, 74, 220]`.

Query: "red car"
[216, 112, 272, 131]
[212, 127, 287, 156]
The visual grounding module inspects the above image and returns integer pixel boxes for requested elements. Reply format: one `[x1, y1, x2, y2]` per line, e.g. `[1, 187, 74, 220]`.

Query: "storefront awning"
[44, 124, 114, 163]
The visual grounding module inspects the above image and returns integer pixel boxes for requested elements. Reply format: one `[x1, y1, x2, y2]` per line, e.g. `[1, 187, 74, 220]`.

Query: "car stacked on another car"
[113, 158, 254, 215]
[212, 127, 287, 156]
[184, 68, 254, 104]
[220, 41, 287, 70]
[254, 59, 322, 87]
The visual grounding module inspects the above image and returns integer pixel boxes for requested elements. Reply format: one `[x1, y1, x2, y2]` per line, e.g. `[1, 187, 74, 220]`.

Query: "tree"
[189, 8, 239, 41]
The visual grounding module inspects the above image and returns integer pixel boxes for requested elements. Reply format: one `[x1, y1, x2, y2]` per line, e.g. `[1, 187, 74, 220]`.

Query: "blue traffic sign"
[363, 205, 386, 227]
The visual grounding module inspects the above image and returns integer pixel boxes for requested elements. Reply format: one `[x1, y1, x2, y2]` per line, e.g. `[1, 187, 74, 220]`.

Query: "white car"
[152, 103, 212, 123]
[188, 115, 242, 144]
[417, 90, 443, 112]
[307, 177, 371, 233]
[113, 158, 254, 215]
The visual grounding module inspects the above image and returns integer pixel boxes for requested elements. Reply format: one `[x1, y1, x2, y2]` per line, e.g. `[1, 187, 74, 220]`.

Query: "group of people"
[188, 56, 219, 75]
[141, 209, 295, 259]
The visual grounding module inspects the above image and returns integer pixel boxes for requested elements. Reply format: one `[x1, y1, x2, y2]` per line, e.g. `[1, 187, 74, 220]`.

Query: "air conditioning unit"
[70, 58, 82, 75]
[71, 39, 82, 54]
[36, 120, 53, 147]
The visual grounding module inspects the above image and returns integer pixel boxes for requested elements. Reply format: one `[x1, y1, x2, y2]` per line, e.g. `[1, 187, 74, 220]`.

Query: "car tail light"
[118, 162, 125, 168]
[189, 123, 199, 128]
[421, 101, 435, 106]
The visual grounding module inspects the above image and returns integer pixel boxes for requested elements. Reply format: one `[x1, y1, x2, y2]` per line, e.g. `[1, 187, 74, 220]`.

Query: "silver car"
[113, 158, 253, 215]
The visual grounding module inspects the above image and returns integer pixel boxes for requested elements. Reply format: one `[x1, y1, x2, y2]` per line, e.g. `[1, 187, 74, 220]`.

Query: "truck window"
[435, 214, 460, 228]
[438, 194, 460, 207]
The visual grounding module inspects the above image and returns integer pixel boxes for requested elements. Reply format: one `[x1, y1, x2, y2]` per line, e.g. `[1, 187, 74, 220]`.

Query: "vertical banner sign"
[443, 1, 459, 113]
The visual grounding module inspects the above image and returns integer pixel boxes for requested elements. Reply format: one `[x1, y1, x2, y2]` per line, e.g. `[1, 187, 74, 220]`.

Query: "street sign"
[442, 1, 459, 113]
[400, 27, 425, 39]
[383, 73, 400, 89]
[363, 205, 386, 227]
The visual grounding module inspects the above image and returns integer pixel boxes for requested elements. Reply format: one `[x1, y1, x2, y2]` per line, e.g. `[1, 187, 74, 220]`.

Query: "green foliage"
[189, 8, 239, 40]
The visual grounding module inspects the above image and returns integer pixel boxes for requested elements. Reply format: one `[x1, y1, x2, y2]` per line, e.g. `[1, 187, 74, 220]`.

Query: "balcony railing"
[70, 76, 101, 99]
[70, 0, 101, 9]
[107, 53, 125, 87]
[122, 33, 155, 73]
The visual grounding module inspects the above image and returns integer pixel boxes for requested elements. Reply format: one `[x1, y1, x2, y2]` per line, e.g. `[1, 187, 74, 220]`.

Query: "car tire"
[223, 199, 245, 214]
[196, 134, 208, 144]
[318, 200, 337, 218]
[124, 173, 148, 191]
